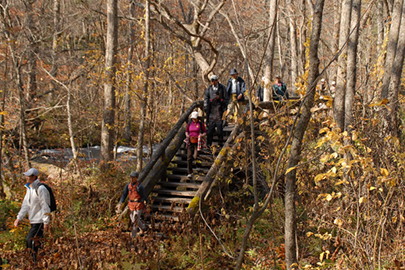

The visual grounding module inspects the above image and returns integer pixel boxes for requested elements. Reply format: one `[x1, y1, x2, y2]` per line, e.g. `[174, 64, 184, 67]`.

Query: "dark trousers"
[187, 143, 198, 174]
[207, 121, 223, 146]
[26, 223, 44, 262]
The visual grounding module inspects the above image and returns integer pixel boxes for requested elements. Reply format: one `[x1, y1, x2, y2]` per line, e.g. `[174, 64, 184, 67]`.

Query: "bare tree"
[285, 0, 325, 268]
[345, 0, 361, 134]
[386, 1, 405, 136]
[100, 0, 118, 167]
[381, 0, 404, 99]
[334, 0, 352, 130]
[136, 0, 151, 172]
[264, 0, 278, 101]
[123, 0, 136, 144]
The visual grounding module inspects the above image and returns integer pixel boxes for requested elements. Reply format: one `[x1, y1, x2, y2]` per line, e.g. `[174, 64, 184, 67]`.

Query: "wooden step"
[167, 166, 209, 174]
[171, 160, 211, 168]
[158, 181, 200, 189]
[155, 189, 196, 197]
[151, 205, 186, 213]
[152, 196, 192, 204]
[166, 174, 205, 182]
[153, 213, 179, 222]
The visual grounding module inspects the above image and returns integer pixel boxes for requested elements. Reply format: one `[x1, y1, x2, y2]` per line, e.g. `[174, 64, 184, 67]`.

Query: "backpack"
[35, 183, 57, 212]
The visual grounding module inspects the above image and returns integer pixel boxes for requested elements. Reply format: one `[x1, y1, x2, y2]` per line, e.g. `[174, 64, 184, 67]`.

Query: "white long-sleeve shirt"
[17, 179, 51, 224]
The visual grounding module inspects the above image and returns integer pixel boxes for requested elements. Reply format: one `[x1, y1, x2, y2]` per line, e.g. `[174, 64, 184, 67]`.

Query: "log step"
[151, 205, 186, 213]
[152, 196, 193, 204]
[155, 189, 196, 197]
[158, 181, 200, 189]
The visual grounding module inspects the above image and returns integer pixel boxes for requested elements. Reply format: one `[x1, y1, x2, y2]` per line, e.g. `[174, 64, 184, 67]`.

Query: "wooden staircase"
[149, 124, 234, 222]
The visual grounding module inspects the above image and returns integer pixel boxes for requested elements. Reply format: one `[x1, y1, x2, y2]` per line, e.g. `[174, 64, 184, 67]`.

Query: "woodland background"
[1, 0, 405, 269]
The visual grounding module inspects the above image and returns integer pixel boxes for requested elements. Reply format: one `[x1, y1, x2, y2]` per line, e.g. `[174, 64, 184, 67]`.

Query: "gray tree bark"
[285, 0, 325, 269]
[123, 0, 136, 144]
[345, 0, 361, 133]
[288, 0, 298, 93]
[264, 0, 278, 101]
[381, 0, 404, 99]
[100, 0, 118, 167]
[136, 0, 151, 172]
[386, 1, 405, 136]
[334, 0, 352, 130]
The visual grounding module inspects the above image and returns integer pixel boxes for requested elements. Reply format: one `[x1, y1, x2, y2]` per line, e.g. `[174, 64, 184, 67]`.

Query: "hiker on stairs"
[185, 111, 207, 178]
[117, 171, 148, 237]
[204, 74, 226, 147]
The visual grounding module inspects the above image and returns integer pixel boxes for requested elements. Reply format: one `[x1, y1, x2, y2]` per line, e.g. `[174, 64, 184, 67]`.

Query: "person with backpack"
[185, 111, 207, 178]
[224, 68, 246, 122]
[116, 171, 148, 237]
[14, 168, 52, 263]
[272, 75, 289, 101]
[204, 74, 226, 147]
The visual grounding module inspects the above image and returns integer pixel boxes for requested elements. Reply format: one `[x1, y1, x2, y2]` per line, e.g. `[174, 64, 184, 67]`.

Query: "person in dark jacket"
[225, 69, 246, 121]
[116, 171, 148, 237]
[204, 75, 226, 147]
[272, 75, 289, 101]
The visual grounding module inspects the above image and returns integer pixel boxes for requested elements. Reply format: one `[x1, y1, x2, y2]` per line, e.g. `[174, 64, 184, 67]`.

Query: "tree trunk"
[136, 0, 151, 172]
[285, 0, 325, 269]
[381, 0, 404, 99]
[387, 1, 405, 136]
[123, 0, 136, 144]
[288, 0, 298, 93]
[332, 1, 341, 78]
[345, 0, 361, 133]
[100, 0, 118, 167]
[334, 0, 352, 130]
[264, 0, 278, 101]
[377, 0, 385, 56]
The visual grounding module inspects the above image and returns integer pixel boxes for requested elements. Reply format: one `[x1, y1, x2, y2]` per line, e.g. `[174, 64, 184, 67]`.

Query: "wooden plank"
[152, 197, 192, 204]
[151, 205, 186, 213]
[155, 189, 196, 197]
[158, 181, 200, 189]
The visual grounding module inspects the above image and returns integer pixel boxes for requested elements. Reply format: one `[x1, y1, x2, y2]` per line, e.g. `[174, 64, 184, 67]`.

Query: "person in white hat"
[14, 168, 51, 263]
[185, 111, 206, 178]
[204, 74, 226, 147]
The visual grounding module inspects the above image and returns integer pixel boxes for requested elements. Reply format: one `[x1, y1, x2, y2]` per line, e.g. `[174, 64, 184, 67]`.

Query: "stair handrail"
[138, 100, 203, 184]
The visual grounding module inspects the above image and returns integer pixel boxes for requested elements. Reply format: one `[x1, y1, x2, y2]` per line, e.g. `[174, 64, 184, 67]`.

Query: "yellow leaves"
[359, 197, 367, 204]
[319, 250, 330, 262]
[380, 168, 389, 176]
[317, 192, 342, 202]
[285, 166, 296, 174]
[369, 98, 389, 107]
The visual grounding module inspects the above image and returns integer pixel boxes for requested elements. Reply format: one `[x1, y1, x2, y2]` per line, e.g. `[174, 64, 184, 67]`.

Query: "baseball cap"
[190, 111, 198, 119]
[23, 168, 39, 176]
[210, 75, 218, 81]
[130, 171, 139, 177]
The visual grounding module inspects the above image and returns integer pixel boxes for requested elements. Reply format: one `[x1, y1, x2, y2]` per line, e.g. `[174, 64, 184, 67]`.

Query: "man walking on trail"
[204, 75, 226, 147]
[272, 75, 289, 101]
[14, 168, 51, 263]
[117, 171, 148, 237]
[225, 68, 246, 122]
